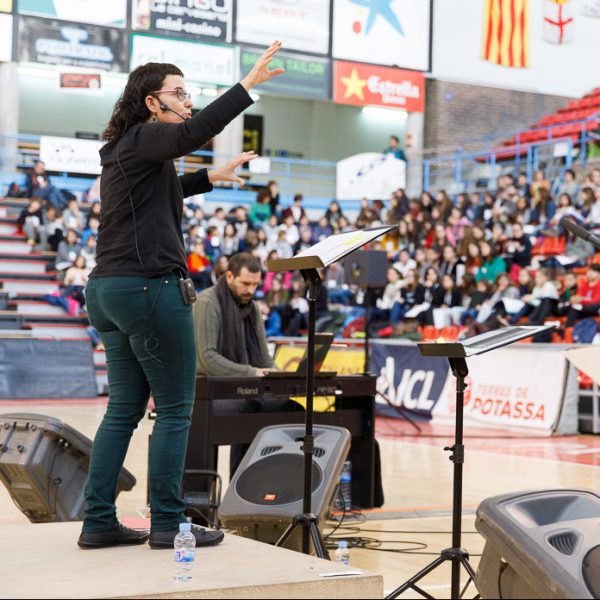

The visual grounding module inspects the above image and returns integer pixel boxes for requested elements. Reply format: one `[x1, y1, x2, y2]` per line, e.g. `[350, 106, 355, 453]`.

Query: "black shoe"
[77, 523, 150, 549]
[148, 525, 224, 549]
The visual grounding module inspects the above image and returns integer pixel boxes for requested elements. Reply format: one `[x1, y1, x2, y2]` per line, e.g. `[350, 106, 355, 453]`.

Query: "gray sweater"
[193, 285, 274, 376]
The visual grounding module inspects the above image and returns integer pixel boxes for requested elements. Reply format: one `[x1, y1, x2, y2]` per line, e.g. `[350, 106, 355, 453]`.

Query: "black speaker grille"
[314, 447, 325, 458]
[548, 532, 577, 555]
[235, 453, 323, 506]
[583, 545, 600, 597]
[260, 446, 282, 457]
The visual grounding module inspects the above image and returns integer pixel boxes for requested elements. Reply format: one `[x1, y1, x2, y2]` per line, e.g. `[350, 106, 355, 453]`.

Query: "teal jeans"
[83, 275, 196, 532]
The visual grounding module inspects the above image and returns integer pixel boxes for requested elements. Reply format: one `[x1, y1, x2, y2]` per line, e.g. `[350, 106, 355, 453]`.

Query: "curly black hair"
[102, 62, 184, 143]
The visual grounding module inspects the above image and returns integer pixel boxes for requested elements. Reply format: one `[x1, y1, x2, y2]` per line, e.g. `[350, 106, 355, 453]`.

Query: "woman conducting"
[78, 42, 284, 550]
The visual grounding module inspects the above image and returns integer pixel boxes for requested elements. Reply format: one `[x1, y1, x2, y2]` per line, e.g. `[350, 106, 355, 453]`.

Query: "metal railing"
[2, 107, 600, 209]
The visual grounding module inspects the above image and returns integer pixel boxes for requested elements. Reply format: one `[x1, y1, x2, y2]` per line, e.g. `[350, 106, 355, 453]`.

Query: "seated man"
[193, 252, 299, 477]
[565, 264, 600, 327]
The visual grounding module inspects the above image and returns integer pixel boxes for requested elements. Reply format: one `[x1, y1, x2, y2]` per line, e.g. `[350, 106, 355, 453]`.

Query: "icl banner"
[371, 341, 450, 420]
[40, 136, 102, 175]
[336, 153, 406, 201]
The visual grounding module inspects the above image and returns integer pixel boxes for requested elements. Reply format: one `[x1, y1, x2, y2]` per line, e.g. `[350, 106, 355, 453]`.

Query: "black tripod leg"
[276, 520, 298, 549]
[309, 521, 329, 560]
[460, 558, 480, 599]
[385, 555, 446, 599]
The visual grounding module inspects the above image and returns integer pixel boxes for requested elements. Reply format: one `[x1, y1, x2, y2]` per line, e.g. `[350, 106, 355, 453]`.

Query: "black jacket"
[92, 83, 253, 278]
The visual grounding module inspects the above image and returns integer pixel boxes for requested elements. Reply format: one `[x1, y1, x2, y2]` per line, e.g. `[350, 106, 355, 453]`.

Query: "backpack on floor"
[573, 318, 600, 344]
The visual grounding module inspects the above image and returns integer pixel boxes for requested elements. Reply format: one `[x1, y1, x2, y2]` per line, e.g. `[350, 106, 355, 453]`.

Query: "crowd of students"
[13, 167, 600, 342]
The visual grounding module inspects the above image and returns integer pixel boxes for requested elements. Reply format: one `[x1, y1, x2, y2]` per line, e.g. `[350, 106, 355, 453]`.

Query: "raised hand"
[207, 151, 257, 186]
[240, 41, 285, 91]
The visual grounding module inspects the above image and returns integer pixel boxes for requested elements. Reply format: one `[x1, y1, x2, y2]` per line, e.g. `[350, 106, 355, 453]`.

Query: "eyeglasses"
[149, 88, 191, 101]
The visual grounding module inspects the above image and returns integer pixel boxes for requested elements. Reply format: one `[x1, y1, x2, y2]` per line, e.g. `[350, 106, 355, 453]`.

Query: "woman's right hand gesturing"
[240, 41, 285, 91]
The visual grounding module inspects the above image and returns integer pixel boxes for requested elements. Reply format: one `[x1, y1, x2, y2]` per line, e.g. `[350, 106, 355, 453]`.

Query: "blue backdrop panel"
[0, 339, 96, 399]
[370, 341, 450, 420]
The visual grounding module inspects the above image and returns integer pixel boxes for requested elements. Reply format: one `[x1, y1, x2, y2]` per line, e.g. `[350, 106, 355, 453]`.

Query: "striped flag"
[482, 0, 529, 68]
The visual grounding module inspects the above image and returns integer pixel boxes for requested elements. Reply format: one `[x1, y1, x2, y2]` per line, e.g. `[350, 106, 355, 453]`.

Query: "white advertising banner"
[18, 0, 127, 28]
[235, 0, 330, 55]
[432, 346, 575, 434]
[40, 136, 102, 175]
[336, 153, 406, 200]
[0, 14, 12, 63]
[332, 0, 430, 71]
[130, 34, 236, 86]
[432, 0, 600, 98]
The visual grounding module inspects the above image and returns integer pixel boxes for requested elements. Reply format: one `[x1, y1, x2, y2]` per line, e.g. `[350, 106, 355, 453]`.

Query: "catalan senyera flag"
[482, 0, 529, 68]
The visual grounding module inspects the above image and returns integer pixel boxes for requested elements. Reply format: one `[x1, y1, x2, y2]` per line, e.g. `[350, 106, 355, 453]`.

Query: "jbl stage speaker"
[0, 413, 136, 523]
[219, 424, 351, 552]
[343, 250, 388, 288]
[475, 489, 600, 599]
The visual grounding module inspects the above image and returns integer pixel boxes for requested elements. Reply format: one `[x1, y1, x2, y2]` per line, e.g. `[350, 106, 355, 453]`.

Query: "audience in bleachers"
[10, 161, 600, 344]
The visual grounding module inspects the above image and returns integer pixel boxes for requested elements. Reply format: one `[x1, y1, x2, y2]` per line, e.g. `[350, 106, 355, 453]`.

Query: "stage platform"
[0, 522, 382, 599]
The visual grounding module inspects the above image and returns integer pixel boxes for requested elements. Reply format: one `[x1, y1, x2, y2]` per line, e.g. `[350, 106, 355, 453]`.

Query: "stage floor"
[2, 399, 600, 598]
[0, 521, 381, 599]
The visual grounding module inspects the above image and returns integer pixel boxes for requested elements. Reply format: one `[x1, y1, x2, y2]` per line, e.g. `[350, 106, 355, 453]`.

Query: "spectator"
[312, 216, 333, 243]
[208, 206, 227, 235]
[393, 248, 417, 278]
[81, 216, 100, 245]
[279, 214, 300, 247]
[56, 229, 82, 271]
[220, 223, 240, 258]
[17, 197, 45, 247]
[187, 241, 212, 290]
[42, 205, 64, 251]
[372, 267, 403, 322]
[203, 225, 221, 262]
[25, 160, 67, 209]
[325, 200, 344, 229]
[504, 222, 532, 273]
[62, 198, 85, 234]
[430, 274, 463, 328]
[272, 229, 293, 259]
[384, 134, 407, 162]
[266, 180, 280, 217]
[63, 255, 90, 312]
[565, 264, 600, 327]
[232, 206, 250, 241]
[86, 202, 101, 227]
[509, 268, 558, 324]
[530, 188, 556, 227]
[80, 234, 97, 270]
[249, 189, 271, 227]
[294, 226, 313, 254]
[475, 241, 507, 283]
[281, 194, 306, 223]
[557, 169, 579, 201]
[438, 244, 464, 284]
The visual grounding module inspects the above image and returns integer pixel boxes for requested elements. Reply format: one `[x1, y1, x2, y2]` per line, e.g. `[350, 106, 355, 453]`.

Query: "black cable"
[498, 559, 508, 600]
[356, 527, 480, 535]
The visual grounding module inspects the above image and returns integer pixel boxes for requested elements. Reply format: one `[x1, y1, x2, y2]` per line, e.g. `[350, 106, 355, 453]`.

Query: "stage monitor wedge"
[475, 488, 600, 599]
[219, 424, 351, 553]
[0, 413, 136, 523]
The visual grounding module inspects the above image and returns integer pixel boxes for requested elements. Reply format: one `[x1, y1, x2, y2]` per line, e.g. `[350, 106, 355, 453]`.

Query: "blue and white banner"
[371, 340, 449, 420]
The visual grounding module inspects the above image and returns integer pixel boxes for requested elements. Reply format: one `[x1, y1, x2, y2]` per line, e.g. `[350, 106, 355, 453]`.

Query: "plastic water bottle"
[173, 522, 195, 582]
[340, 460, 352, 511]
[334, 540, 350, 565]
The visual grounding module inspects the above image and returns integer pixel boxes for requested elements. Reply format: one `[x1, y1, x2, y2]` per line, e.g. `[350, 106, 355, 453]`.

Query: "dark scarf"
[215, 275, 262, 367]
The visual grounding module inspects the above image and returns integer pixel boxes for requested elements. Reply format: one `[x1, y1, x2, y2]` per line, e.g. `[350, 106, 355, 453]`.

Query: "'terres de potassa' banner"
[333, 60, 425, 112]
[432, 345, 577, 433]
[18, 16, 128, 72]
[239, 48, 331, 100]
[370, 340, 578, 435]
[131, 0, 232, 43]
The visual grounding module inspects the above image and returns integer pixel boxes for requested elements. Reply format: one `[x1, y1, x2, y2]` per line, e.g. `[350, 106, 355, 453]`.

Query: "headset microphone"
[158, 102, 186, 121]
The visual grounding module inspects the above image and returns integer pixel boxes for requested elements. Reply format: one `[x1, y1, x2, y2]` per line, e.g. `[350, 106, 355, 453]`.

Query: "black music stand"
[266, 224, 395, 557]
[385, 324, 556, 600]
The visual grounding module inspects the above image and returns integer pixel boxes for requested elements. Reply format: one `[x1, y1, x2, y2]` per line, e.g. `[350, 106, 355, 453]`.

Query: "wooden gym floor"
[2, 398, 600, 598]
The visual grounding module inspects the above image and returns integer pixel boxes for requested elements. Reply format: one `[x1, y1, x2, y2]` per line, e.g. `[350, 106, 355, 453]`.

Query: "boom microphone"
[159, 102, 186, 121]
[559, 216, 600, 249]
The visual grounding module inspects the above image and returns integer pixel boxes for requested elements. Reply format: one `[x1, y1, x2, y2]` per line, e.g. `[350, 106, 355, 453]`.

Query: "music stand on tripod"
[266, 225, 395, 557]
[385, 323, 556, 600]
